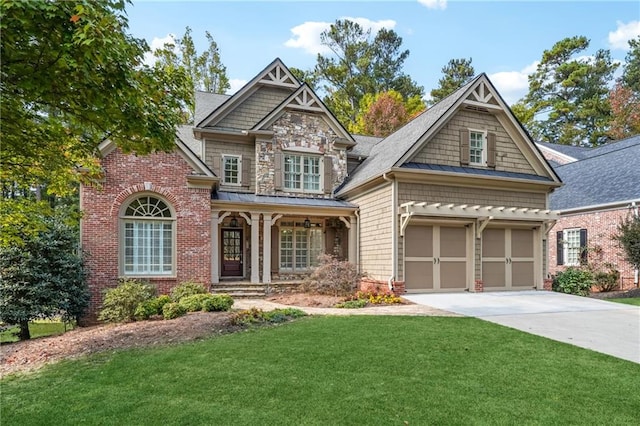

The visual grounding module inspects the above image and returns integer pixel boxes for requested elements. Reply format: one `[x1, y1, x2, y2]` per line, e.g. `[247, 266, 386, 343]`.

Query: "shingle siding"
[411, 110, 536, 175]
[215, 87, 292, 130]
[348, 184, 393, 280]
[397, 182, 547, 209]
[204, 139, 255, 191]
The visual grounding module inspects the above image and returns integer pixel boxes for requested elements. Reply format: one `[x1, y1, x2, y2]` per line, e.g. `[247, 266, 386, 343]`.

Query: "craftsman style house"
[539, 137, 640, 289]
[81, 58, 561, 314]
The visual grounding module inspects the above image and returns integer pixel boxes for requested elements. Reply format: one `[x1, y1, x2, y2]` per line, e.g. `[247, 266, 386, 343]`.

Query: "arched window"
[121, 195, 175, 275]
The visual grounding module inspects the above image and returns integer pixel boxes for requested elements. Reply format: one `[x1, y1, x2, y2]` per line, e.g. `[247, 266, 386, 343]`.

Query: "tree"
[154, 27, 230, 95]
[313, 19, 423, 127]
[0, 213, 89, 340]
[429, 58, 475, 105]
[350, 91, 425, 137]
[608, 82, 640, 139]
[614, 214, 640, 272]
[515, 36, 618, 146]
[1, 0, 191, 245]
[290, 67, 318, 90]
[608, 37, 640, 139]
[621, 37, 640, 93]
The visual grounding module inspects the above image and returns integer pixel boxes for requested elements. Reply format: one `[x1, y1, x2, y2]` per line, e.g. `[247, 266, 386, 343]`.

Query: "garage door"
[405, 225, 468, 292]
[482, 228, 534, 290]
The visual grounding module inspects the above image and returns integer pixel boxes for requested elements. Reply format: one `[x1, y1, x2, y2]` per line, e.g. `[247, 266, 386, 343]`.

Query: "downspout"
[383, 172, 397, 291]
[355, 209, 361, 274]
[633, 202, 639, 286]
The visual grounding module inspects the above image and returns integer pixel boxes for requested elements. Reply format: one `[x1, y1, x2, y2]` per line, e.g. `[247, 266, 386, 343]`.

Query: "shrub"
[594, 268, 620, 292]
[162, 302, 187, 320]
[170, 281, 207, 302]
[302, 254, 360, 296]
[335, 299, 368, 309]
[98, 279, 156, 323]
[0, 212, 89, 340]
[552, 268, 594, 296]
[134, 295, 173, 320]
[230, 308, 305, 326]
[178, 294, 209, 312]
[201, 294, 234, 312]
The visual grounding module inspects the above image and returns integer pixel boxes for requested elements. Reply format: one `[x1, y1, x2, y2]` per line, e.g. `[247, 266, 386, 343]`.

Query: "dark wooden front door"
[222, 229, 243, 277]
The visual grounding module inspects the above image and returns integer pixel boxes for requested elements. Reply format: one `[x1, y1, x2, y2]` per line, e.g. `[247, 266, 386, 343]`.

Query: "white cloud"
[608, 20, 640, 50]
[142, 34, 176, 66]
[227, 79, 247, 95]
[285, 21, 333, 55]
[489, 61, 538, 105]
[284, 17, 397, 55]
[417, 0, 447, 10]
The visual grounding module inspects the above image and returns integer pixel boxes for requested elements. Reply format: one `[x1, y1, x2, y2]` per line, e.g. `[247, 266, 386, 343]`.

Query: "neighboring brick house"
[81, 58, 562, 317]
[539, 136, 640, 289]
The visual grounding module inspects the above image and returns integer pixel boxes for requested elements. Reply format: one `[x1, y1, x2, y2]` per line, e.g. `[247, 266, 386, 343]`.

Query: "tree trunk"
[18, 321, 31, 340]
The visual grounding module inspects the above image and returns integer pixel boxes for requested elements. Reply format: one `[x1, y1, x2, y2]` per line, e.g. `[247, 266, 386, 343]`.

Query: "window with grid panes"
[563, 229, 581, 266]
[469, 131, 485, 165]
[284, 154, 321, 192]
[122, 196, 174, 275]
[279, 221, 323, 271]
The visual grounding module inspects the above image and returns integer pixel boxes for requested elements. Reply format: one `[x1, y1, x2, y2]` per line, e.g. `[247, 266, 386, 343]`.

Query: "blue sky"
[127, 0, 640, 105]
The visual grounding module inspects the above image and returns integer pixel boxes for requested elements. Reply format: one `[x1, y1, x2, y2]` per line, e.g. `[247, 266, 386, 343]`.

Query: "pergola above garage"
[400, 201, 560, 237]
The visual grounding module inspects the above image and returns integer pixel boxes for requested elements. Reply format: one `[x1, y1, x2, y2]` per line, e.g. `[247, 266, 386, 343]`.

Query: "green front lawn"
[0, 321, 72, 343]
[608, 297, 640, 306]
[2, 316, 639, 425]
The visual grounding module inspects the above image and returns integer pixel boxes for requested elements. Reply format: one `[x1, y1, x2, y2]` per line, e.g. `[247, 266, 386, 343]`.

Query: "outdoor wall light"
[230, 216, 238, 228]
[304, 218, 311, 228]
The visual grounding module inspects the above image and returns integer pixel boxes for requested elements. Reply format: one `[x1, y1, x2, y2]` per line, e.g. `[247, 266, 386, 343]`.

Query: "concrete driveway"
[404, 291, 640, 364]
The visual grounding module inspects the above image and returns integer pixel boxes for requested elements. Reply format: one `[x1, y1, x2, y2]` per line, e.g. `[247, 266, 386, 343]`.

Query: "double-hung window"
[469, 130, 486, 165]
[284, 154, 321, 192]
[557, 228, 587, 266]
[121, 195, 175, 275]
[222, 155, 241, 185]
[279, 221, 323, 271]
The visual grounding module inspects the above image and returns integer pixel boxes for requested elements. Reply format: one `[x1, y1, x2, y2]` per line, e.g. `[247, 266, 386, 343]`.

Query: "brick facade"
[81, 148, 212, 321]
[548, 207, 637, 290]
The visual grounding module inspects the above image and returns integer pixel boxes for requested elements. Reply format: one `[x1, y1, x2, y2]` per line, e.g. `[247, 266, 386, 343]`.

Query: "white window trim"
[469, 129, 487, 166]
[119, 194, 177, 277]
[283, 153, 323, 194]
[222, 154, 242, 187]
[279, 221, 324, 272]
[563, 228, 581, 267]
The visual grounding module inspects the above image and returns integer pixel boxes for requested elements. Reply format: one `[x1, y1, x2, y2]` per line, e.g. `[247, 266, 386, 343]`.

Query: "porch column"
[250, 212, 260, 283]
[263, 215, 272, 284]
[348, 215, 357, 264]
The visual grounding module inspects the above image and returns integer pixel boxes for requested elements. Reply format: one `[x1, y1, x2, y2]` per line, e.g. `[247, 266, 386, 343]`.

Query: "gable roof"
[349, 134, 383, 158]
[536, 141, 591, 161]
[338, 74, 559, 195]
[194, 91, 230, 126]
[196, 58, 299, 128]
[252, 83, 355, 145]
[549, 138, 640, 211]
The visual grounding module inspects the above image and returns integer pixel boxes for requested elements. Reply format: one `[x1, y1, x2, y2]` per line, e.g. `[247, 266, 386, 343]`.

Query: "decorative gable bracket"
[258, 64, 299, 88]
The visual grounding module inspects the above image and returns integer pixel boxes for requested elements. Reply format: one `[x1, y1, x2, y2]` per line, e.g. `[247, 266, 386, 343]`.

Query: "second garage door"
[482, 228, 535, 290]
[404, 225, 469, 292]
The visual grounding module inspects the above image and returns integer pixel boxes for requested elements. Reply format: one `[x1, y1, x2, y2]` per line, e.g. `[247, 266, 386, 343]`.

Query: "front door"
[221, 229, 243, 277]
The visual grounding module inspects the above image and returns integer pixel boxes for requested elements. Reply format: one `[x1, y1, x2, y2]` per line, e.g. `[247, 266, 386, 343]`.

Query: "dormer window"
[469, 130, 486, 165]
[460, 129, 496, 168]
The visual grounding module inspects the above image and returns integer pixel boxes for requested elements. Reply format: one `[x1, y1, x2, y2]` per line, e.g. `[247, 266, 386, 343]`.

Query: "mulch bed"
[588, 287, 640, 299]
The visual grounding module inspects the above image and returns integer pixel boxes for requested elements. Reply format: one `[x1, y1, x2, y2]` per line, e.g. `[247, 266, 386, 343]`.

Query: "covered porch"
[211, 192, 358, 285]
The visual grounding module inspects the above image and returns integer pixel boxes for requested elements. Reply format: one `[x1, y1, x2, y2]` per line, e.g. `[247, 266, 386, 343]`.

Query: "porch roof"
[213, 191, 357, 209]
